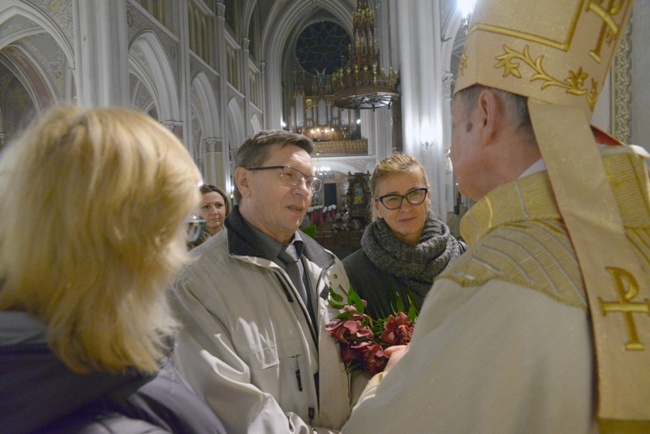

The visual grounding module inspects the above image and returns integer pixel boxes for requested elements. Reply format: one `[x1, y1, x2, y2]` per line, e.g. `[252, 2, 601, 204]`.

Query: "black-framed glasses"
[186, 215, 207, 243]
[245, 165, 323, 193]
[376, 188, 429, 210]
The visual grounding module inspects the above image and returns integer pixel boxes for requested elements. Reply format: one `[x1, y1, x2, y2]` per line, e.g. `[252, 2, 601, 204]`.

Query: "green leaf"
[348, 287, 364, 313]
[301, 224, 317, 238]
[393, 291, 405, 313]
[407, 302, 418, 322]
[329, 287, 344, 303]
[404, 293, 419, 322]
[336, 311, 356, 321]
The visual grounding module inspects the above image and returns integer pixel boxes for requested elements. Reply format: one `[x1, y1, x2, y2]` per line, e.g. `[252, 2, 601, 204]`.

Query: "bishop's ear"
[478, 89, 506, 145]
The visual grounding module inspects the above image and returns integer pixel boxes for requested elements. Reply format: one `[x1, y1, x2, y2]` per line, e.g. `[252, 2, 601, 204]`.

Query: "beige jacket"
[172, 210, 356, 434]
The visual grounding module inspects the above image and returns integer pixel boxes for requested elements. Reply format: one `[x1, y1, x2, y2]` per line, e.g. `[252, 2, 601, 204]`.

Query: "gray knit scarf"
[361, 210, 463, 298]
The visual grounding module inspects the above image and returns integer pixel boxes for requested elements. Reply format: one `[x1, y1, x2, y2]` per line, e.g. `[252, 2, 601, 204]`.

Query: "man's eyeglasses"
[376, 188, 429, 210]
[245, 165, 323, 193]
[186, 215, 207, 243]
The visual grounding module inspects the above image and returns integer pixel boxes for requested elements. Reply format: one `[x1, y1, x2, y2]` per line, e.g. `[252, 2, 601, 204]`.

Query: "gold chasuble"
[455, 1, 650, 431]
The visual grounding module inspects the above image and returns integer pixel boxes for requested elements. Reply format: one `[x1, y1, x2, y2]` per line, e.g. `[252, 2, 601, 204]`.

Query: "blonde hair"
[0, 106, 202, 375]
[370, 153, 430, 221]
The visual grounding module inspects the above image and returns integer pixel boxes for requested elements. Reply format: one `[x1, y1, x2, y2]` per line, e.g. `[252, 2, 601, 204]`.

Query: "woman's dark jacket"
[343, 213, 465, 319]
[343, 249, 416, 319]
[0, 311, 226, 434]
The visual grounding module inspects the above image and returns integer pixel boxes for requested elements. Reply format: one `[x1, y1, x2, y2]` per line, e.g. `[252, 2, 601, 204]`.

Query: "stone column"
[73, 0, 129, 107]
[203, 137, 223, 186]
[163, 121, 184, 141]
[259, 61, 267, 129]
[393, 0, 447, 217]
[177, 0, 192, 149]
[391, 98, 403, 153]
[373, 0, 396, 160]
[241, 37, 251, 137]
[442, 71, 456, 216]
[215, 2, 231, 191]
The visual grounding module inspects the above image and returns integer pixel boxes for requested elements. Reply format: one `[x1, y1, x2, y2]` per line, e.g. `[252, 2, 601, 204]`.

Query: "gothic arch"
[129, 60, 159, 117]
[0, 2, 76, 136]
[191, 72, 220, 138]
[128, 31, 179, 121]
[0, 2, 75, 69]
[250, 112, 261, 134]
[441, 6, 465, 85]
[190, 72, 220, 174]
[227, 97, 245, 153]
[260, 1, 355, 129]
[0, 51, 48, 115]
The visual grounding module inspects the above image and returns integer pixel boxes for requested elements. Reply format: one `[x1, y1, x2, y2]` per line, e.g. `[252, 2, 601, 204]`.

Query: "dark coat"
[0, 312, 226, 434]
[343, 248, 418, 319]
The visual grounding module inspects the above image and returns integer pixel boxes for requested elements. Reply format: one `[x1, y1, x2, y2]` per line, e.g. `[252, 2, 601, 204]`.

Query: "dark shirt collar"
[225, 205, 333, 269]
[248, 222, 285, 263]
[248, 220, 304, 265]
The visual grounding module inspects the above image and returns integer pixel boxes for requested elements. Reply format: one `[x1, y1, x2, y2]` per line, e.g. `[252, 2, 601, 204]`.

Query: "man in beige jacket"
[172, 130, 356, 434]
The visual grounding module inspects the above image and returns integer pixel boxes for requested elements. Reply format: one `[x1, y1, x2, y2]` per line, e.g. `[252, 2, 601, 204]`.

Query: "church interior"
[1, 0, 648, 257]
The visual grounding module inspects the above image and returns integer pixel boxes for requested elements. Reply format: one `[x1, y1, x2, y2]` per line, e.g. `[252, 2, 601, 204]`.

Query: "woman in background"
[0, 106, 225, 434]
[190, 184, 230, 249]
[343, 153, 464, 319]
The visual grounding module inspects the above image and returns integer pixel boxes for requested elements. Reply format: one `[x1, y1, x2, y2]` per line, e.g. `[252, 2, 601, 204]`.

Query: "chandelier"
[331, 0, 399, 110]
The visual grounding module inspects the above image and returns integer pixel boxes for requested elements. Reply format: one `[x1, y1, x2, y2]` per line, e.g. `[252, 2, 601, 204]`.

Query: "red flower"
[397, 324, 413, 344]
[325, 306, 372, 343]
[353, 341, 386, 375]
[380, 312, 414, 345]
[327, 286, 417, 375]
[340, 343, 359, 365]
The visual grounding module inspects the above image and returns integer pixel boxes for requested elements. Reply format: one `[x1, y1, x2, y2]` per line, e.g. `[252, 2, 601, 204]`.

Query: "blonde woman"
[343, 153, 465, 318]
[0, 106, 225, 433]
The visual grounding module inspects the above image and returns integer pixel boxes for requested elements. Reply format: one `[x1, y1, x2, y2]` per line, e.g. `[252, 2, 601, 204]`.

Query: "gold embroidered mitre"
[455, 0, 631, 114]
[456, 1, 650, 432]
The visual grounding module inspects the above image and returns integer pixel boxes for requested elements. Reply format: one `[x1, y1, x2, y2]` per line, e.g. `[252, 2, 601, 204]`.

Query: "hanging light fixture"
[331, 0, 399, 110]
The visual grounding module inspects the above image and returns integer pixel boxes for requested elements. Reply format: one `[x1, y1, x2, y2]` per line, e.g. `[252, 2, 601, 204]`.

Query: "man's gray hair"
[234, 130, 314, 203]
[457, 85, 537, 146]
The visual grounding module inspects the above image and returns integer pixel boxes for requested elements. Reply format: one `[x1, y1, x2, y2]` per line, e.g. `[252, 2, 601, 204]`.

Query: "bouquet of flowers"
[326, 286, 417, 375]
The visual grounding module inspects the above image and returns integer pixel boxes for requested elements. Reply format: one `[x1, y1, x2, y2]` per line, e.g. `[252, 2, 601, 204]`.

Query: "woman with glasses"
[0, 106, 225, 433]
[343, 153, 465, 319]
